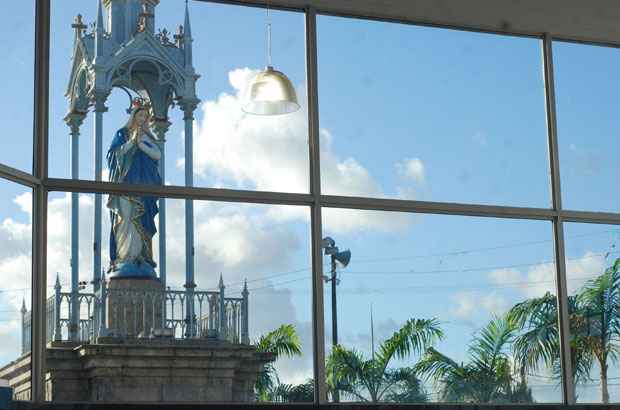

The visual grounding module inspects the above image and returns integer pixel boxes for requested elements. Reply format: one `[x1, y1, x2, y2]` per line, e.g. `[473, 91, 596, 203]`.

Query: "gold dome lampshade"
[243, 66, 300, 115]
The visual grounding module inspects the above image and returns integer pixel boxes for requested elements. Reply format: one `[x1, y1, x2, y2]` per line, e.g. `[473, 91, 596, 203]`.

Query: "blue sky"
[1, 0, 620, 404]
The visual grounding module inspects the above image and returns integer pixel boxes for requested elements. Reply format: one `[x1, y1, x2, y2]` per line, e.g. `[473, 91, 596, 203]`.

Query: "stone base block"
[0, 339, 273, 403]
[107, 277, 164, 337]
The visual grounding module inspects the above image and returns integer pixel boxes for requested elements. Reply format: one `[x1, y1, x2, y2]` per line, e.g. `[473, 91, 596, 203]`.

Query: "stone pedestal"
[0, 339, 273, 403]
[107, 277, 164, 338]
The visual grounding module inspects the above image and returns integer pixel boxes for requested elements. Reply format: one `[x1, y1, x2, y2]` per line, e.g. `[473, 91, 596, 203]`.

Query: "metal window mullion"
[322, 194, 557, 221]
[305, 7, 327, 404]
[42, 177, 578, 222]
[31, 186, 47, 404]
[560, 209, 620, 225]
[32, 0, 50, 404]
[43, 177, 314, 206]
[543, 33, 575, 405]
[0, 164, 40, 188]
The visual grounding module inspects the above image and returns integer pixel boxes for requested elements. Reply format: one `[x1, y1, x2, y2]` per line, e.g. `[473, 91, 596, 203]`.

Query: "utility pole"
[322, 237, 351, 403]
[330, 254, 338, 348]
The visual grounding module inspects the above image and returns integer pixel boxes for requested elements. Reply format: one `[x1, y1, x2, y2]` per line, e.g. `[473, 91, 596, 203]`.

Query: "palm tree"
[508, 289, 592, 398]
[508, 258, 620, 403]
[577, 258, 620, 403]
[254, 324, 302, 401]
[415, 317, 532, 403]
[327, 318, 443, 402]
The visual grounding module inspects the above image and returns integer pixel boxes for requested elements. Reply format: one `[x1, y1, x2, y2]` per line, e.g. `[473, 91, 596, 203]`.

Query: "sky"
[1, 0, 620, 404]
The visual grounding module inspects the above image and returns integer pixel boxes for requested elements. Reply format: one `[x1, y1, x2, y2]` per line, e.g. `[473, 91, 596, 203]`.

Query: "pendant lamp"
[242, 5, 300, 115]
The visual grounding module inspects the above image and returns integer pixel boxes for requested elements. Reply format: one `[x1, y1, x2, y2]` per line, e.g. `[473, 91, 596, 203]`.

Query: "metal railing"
[21, 275, 250, 354]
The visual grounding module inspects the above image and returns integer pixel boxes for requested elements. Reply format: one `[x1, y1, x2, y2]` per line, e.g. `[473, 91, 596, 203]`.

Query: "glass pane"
[49, 0, 309, 193]
[554, 41, 620, 213]
[317, 16, 550, 207]
[563, 223, 620, 403]
[191, 2, 308, 193]
[322, 209, 562, 403]
[0, 179, 32, 402]
[45, 189, 312, 403]
[0, 1, 34, 172]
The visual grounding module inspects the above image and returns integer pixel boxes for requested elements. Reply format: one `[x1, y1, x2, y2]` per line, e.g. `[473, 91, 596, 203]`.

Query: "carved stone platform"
[0, 339, 272, 402]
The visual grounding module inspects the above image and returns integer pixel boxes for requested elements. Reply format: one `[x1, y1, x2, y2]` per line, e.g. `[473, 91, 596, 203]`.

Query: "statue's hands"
[141, 122, 151, 135]
[131, 130, 140, 144]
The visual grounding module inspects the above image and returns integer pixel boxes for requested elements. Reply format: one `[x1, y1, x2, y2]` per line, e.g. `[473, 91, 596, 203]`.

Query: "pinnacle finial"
[184, 0, 192, 37]
[21, 298, 27, 314]
[95, 0, 105, 58]
[183, 0, 193, 68]
[96, 0, 104, 32]
[218, 274, 224, 289]
[55, 273, 61, 289]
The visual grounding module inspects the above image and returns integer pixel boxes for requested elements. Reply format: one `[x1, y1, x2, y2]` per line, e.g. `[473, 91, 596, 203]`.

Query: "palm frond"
[255, 324, 302, 359]
[376, 318, 444, 369]
[414, 346, 464, 382]
[468, 316, 516, 373]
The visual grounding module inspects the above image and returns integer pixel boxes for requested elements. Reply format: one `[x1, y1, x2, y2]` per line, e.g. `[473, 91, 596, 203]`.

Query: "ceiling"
[215, 0, 620, 46]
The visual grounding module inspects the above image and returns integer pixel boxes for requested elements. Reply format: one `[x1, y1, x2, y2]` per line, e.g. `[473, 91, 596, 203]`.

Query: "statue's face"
[135, 110, 148, 127]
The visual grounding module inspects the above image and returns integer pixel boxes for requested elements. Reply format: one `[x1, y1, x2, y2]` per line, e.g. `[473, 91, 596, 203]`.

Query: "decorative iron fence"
[21, 275, 249, 354]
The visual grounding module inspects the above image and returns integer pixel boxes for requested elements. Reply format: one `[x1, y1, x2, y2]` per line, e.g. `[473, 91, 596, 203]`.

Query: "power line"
[225, 250, 617, 294]
[246, 276, 311, 292]
[345, 250, 618, 277]
[222, 267, 311, 288]
[350, 229, 620, 265]
[225, 233, 620, 292]
[243, 272, 608, 295]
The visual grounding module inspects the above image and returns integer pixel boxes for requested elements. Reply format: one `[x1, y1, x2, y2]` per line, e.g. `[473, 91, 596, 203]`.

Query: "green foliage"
[327, 318, 443, 402]
[253, 260, 620, 404]
[415, 316, 533, 404]
[260, 378, 315, 402]
[255, 323, 302, 357]
[508, 258, 620, 403]
[254, 324, 302, 402]
[284, 379, 315, 402]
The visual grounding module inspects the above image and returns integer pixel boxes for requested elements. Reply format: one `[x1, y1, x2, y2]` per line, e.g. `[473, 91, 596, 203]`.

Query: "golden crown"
[131, 97, 152, 112]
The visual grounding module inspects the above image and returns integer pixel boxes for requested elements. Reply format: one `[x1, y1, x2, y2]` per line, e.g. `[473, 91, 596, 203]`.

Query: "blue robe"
[107, 127, 161, 277]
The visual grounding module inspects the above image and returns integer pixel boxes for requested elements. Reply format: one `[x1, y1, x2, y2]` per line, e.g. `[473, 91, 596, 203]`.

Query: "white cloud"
[189, 67, 413, 234]
[487, 251, 607, 298]
[451, 291, 508, 318]
[0, 321, 20, 366]
[191, 67, 310, 193]
[396, 158, 425, 184]
[13, 193, 32, 217]
[488, 268, 521, 285]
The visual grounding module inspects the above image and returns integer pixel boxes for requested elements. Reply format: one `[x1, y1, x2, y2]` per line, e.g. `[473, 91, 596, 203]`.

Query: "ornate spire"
[183, 0, 193, 69]
[95, 0, 105, 58]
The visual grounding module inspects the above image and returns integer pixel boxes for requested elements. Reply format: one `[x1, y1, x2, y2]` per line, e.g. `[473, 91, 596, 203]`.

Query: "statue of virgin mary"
[106, 100, 162, 278]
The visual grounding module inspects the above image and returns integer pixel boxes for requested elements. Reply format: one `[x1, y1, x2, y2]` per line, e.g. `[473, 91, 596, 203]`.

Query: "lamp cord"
[266, 2, 272, 67]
